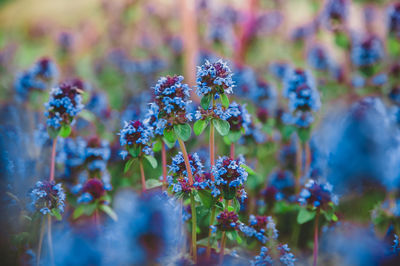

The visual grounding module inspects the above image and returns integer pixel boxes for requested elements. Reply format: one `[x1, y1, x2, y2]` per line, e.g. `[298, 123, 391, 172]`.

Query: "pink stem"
[50, 138, 57, 182]
[313, 208, 320, 266]
[230, 143, 235, 159]
[162, 141, 167, 189]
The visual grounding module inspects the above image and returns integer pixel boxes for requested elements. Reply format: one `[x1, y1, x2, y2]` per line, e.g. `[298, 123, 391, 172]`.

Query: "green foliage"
[297, 208, 316, 224]
[144, 155, 158, 168]
[201, 93, 212, 109]
[212, 118, 230, 136]
[220, 93, 230, 108]
[194, 119, 208, 136]
[174, 123, 192, 141]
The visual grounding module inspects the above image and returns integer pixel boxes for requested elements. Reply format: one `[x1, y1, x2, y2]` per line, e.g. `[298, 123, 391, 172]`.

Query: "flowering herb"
[322, 0, 348, 31]
[45, 81, 84, 138]
[387, 3, 400, 39]
[215, 210, 240, 232]
[223, 102, 251, 144]
[210, 156, 248, 200]
[196, 59, 234, 109]
[30, 180, 65, 219]
[351, 35, 384, 76]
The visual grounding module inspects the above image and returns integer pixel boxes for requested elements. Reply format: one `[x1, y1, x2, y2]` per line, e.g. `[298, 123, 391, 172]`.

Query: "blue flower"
[322, 0, 349, 30]
[225, 102, 252, 133]
[44, 81, 84, 129]
[298, 179, 339, 209]
[119, 120, 154, 158]
[307, 44, 331, 71]
[351, 35, 384, 67]
[196, 59, 234, 98]
[387, 3, 400, 38]
[30, 180, 65, 215]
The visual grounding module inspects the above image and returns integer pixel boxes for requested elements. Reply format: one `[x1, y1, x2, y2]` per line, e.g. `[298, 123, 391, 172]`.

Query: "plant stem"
[94, 209, 100, 229]
[36, 218, 45, 266]
[219, 231, 226, 264]
[206, 205, 217, 259]
[50, 138, 57, 182]
[295, 137, 302, 194]
[139, 159, 146, 192]
[230, 142, 235, 159]
[178, 138, 194, 185]
[47, 214, 54, 266]
[313, 208, 320, 266]
[161, 141, 168, 190]
[190, 192, 197, 263]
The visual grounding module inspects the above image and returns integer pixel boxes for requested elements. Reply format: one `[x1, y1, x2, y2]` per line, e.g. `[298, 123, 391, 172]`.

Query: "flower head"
[75, 178, 111, 204]
[298, 179, 339, 209]
[144, 102, 166, 136]
[283, 68, 315, 98]
[210, 156, 248, 200]
[153, 75, 192, 128]
[45, 81, 84, 129]
[225, 102, 251, 132]
[322, 0, 348, 30]
[119, 120, 154, 158]
[387, 3, 400, 38]
[196, 59, 234, 98]
[351, 35, 384, 67]
[215, 210, 239, 231]
[30, 180, 65, 215]
[307, 44, 331, 71]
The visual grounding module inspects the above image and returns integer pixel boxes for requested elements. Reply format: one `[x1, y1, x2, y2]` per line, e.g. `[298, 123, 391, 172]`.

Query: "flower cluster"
[210, 156, 248, 200]
[351, 35, 384, 68]
[153, 75, 192, 128]
[322, 0, 348, 30]
[119, 120, 154, 159]
[284, 69, 321, 128]
[269, 61, 291, 81]
[225, 102, 252, 132]
[194, 104, 229, 121]
[14, 57, 58, 101]
[215, 210, 240, 232]
[307, 44, 331, 71]
[196, 59, 234, 98]
[85, 136, 111, 173]
[74, 178, 111, 204]
[44, 81, 84, 130]
[283, 68, 315, 98]
[143, 103, 166, 136]
[387, 3, 400, 38]
[252, 245, 295, 266]
[239, 215, 278, 243]
[167, 152, 209, 193]
[262, 170, 295, 204]
[30, 180, 65, 215]
[299, 179, 339, 209]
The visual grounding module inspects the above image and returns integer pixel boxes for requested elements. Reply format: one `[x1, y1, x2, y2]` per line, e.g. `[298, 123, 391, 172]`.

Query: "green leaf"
[174, 123, 192, 141]
[232, 198, 241, 213]
[226, 230, 238, 241]
[201, 93, 212, 109]
[146, 179, 163, 189]
[197, 190, 214, 209]
[144, 155, 158, 168]
[227, 206, 235, 212]
[153, 140, 162, 152]
[47, 127, 60, 139]
[163, 129, 176, 143]
[220, 93, 229, 108]
[194, 119, 208, 136]
[388, 35, 400, 56]
[227, 130, 242, 143]
[100, 204, 118, 221]
[297, 127, 311, 143]
[59, 125, 72, 138]
[212, 119, 230, 136]
[124, 158, 135, 173]
[241, 164, 256, 176]
[334, 31, 350, 49]
[73, 205, 85, 220]
[128, 145, 141, 158]
[79, 109, 96, 122]
[297, 208, 316, 224]
[163, 137, 176, 148]
[51, 209, 62, 221]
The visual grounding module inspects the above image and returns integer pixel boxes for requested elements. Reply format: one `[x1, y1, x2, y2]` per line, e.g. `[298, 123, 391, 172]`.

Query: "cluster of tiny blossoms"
[225, 102, 252, 132]
[119, 120, 154, 159]
[167, 152, 210, 193]
[45, 81, 84, 129]
[14, 57, 58, 101]
[210, 156, 248, 200]
[387, 3, 400, 38]
[84, 136, 111, 173]
[283, 68, 321, 128]
[196, 59, 234, 98]
[351, 35, 384, 68]
[214, 210, 240, 232]
[143, 102, 166, 136]
[30, 181, 65, 215]
[252, 245, 296, 266]
[195, 104, 229, 121]
[239, 215, 278, 244]
[322, 0, 348, 30]
[74, 178, 111, 204]
[153, 75, 192, 129]
[299, 179, 339, 210]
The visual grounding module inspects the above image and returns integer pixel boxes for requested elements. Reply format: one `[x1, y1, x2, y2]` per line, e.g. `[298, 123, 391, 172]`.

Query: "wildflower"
[298, 179, 339, 209]
[225, 102, 251, 133]
[322, 0, 349, 30]
[215, 210, 239, 231]
[167, 152, 209, 194]
[307, 44, 331, 71]
[75, 178, 111, 204]
[283, 68, 316, 98]
[196, 59, 234, 99]
[144, 102, 166, 136]
[194, 104, 229, 122]
[30, 180, 65, 215]
[387, 3, 400, 38]
[44, 81, 84, 130]
[119, 120, 154, 158]
[153, 75, 192, 129]
[351, 35, 384, 68]
[269, 62, 291, 82]
[84, 136, 111, 173]
[251, 245, 295, 266]
[210, 156, 248, 200]
[15, 57, 58, 101]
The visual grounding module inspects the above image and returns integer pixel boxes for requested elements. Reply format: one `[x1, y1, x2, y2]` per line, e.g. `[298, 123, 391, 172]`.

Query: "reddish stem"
[230, 143, 235, 159]
[178, 138, 194, 185]
[139, 159, 146, 192]
[219, 232, 226, 265]
[313, 208, 320, 266]
[50, 138, 57, 182]
[161, 141, 167, 189]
